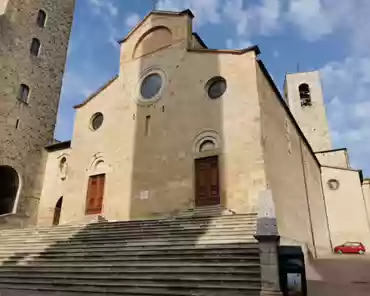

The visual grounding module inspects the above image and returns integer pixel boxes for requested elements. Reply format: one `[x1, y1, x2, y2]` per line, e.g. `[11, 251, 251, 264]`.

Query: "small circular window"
[91, 112, 104, 130]
[328, 179, 340, 190]
[207, 77, 227, 99]
[140, 73, 163, 100]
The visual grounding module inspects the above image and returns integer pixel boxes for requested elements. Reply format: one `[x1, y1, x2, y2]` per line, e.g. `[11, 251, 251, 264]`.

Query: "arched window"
[30, 38, 41, 56]
[53, 197, 63, 226]
[59, 157, 68, 180]
[0, 166, 20, 215]
[299, 83, 311, 106]
[133, 26, 172, 58]
[199, 140, 216, 152]
[37, 10, 47, 28]
[18, 84, 30, 103]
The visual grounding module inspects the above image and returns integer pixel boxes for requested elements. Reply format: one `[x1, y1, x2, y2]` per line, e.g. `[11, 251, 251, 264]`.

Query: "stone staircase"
[0, 206, 261, 295]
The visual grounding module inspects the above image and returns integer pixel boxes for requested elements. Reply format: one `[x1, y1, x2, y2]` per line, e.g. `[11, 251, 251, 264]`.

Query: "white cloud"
[285, 0, 370, 55]
[125, 13, 141, 28]
[222, 0, 282, 40]
[287, 0, 332, 41]
[254, 0, 281, 35]
[226, 38, 252, 49]
[320, 57, 370, 170]
[157, 0, 221, 26]
[88, 0, 118, 17]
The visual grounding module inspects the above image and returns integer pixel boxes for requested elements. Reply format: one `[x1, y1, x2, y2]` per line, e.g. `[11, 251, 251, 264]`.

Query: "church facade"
[1, 2, 370, 259]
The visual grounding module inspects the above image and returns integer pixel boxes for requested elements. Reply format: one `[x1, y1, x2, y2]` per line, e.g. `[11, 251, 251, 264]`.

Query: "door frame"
[85, 173, 106, 215]
[193, 152, 222, 207]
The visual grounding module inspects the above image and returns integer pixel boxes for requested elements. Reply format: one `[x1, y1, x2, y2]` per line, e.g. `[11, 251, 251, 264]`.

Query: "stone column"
[254, 190, 283, 296]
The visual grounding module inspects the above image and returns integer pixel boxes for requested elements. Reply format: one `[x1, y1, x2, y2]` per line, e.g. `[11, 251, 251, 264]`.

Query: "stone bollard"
[254, 190, 283, 296]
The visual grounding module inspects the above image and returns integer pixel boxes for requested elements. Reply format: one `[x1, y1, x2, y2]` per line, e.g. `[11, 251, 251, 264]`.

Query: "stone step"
[0, 284, 261, 296]
[0, 248, 259, 260]
[1, 222, 256, 237]
[0, 242, 257, 254]
[0, 215, 257, 236]
[0, 263, 260, 274]
[0, 260, 260, 268]
[0, 266, 260, 274]
[0, 224, 257, 242]
[0, 278, 261, 290]
[2, 255, 260, 265]
[0, 228, 257, 244]
[0, 210, 262, 296]
[0, 272, 260, 282]
[0, 243, 259, 256]
[0, 218, 256, 236]
[0, 236, 257, 251]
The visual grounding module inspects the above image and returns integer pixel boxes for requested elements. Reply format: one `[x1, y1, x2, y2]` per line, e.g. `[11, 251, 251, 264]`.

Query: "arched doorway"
[0, 166, 19, 215]
[52, 197, 63, 226]
[193, 133, 221, 207]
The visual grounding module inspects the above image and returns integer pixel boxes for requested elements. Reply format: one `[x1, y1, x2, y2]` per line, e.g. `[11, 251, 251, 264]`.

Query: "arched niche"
[193, 130, 221, 155]
[133, 26, 172, 58]
[0, 166, 21, 215]
[88, 153, 107, 175]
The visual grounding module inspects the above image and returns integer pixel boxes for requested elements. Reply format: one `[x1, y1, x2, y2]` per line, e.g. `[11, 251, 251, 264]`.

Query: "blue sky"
[57, 0, 370, 175]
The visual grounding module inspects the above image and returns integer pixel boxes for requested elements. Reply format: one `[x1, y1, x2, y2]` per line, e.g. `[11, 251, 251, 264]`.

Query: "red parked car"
[334, 242, 366, 254]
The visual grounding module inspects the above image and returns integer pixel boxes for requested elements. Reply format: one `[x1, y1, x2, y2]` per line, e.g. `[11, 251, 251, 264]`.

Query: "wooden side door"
[195, 156, 220, 207]
[85, 174, 105, 215]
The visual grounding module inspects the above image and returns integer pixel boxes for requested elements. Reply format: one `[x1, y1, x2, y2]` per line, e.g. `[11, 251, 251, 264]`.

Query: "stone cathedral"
[1, 1, 370, 295]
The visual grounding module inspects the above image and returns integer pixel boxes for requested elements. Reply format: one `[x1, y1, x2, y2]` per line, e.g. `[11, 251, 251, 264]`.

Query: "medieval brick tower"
[0, 0, 75, 227]
[285, 71, 332, 152]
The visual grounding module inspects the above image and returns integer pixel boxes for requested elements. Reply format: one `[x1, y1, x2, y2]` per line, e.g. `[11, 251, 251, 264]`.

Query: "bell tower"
[0, 0, 75, 227]
[285, 71, 332, 152]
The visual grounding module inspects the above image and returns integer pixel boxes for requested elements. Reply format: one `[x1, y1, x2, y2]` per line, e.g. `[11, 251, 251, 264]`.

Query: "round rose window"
[91, 112, 104, 130]
[207, 77, 227, 99]
[140, 73, 163, 100]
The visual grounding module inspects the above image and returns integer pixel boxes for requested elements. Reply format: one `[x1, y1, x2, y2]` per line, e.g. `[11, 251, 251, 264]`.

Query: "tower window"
[37, 10, 47, 28]
[30, 38, 41, 56]
[18, 84, 30, 103]
[299, 83, 311, 106]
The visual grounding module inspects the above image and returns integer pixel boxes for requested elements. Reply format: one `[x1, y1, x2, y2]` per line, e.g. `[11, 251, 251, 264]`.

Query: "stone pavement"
[306, 254, 370, 296]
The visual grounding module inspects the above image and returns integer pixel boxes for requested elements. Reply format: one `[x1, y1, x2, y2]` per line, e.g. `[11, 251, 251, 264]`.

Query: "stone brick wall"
[256, 62, 332, 257]
[322, 166, 370, 248]
[37, 147, 70, 226]
[0, 0, 75, 227]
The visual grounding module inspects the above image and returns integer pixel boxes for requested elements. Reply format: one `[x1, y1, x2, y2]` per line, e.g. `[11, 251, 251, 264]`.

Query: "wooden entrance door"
[85, 174, 105, 215]
[195, 156, 220, 206]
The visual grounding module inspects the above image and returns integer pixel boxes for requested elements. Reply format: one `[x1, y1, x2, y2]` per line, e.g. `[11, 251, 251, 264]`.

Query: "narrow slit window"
[37, 10, 47, 28]
[145, 115, 151, 136]
[30, 38, 41, 56]
[18, 84, 30, 103]
[299, 83, 311, 106]
[15, 119, 19, 129]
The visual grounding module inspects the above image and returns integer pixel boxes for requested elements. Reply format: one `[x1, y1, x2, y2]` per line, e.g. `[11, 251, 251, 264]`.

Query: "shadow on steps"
[0, 206, 260, 296]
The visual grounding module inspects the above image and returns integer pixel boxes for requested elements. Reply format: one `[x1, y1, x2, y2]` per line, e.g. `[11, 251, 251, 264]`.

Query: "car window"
[344, 242, 360, 246]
